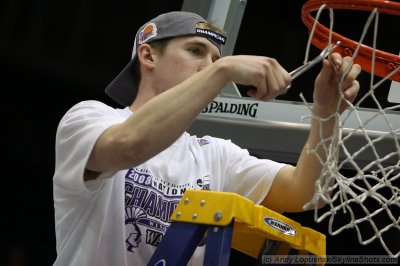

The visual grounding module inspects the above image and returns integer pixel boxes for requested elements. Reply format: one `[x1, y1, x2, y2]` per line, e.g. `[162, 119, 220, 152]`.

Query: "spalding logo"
[264, 217, 297, 236]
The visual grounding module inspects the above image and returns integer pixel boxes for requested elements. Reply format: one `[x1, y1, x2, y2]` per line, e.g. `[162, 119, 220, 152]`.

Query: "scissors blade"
[290, 41, 341, 81]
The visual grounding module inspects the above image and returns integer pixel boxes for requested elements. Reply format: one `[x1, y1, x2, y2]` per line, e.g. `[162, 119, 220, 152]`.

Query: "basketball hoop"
[299, 0, 400, 259]
[302, 0, 400, 82]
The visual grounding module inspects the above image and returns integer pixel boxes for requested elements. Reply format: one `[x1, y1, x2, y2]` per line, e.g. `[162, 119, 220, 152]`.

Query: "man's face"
[152, 35, 221, 92]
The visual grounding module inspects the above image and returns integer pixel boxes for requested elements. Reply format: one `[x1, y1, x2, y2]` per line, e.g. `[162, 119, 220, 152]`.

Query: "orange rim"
[302, 0, 400, 82]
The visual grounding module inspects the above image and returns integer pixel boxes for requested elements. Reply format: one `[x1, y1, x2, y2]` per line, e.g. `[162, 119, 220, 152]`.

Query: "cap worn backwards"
[105, 11, 227, 107]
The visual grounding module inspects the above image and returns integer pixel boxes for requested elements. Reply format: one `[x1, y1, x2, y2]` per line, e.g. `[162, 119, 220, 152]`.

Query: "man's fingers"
[340, 58, 361, 89]
[344, 80, 360, 100]
[329, 52, 342, 67]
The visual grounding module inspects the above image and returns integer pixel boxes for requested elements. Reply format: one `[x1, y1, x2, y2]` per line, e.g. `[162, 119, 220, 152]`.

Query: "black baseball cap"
[105, 11, 227, 106]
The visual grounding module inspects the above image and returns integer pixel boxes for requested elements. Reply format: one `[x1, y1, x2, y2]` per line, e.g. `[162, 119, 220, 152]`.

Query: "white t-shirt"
[53, 100, 286, 266]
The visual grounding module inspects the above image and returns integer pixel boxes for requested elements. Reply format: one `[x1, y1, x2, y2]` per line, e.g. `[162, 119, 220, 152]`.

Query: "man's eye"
[188, 48, 201, 55]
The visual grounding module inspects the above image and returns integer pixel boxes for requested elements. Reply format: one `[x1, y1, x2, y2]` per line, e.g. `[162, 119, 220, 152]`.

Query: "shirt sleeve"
[53, 100, 125, 197]
[216, 138, 287, 205]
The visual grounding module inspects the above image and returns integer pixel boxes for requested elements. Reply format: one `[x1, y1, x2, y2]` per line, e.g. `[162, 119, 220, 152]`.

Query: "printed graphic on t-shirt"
[125, 168, 211, 253]
[196, 138, 210, 146]
[196, 174, 211, 190]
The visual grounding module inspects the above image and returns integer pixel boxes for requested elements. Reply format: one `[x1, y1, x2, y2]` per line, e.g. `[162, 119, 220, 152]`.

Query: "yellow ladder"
[148, 190, 326, 266]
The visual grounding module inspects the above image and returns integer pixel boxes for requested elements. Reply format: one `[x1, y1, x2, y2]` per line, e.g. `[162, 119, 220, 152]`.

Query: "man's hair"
[196, 22, 226, 35]
[132, 21, 225, 86]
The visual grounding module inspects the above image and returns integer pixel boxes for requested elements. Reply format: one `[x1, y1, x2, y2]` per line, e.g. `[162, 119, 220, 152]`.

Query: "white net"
[300, 2, 400, 258]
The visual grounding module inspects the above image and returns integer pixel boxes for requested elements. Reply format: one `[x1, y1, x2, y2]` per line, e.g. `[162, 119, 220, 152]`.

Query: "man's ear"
[137, 44, 155, 70]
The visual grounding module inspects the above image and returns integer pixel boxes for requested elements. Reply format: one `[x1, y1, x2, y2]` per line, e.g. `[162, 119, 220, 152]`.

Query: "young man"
[53, 11, 361, 265]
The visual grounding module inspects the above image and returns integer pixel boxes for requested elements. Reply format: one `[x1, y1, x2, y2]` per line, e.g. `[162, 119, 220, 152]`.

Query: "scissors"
[289, 41, 341, 81]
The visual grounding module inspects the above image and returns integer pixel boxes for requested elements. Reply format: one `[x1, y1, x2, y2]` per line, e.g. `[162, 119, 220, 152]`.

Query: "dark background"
[1, 0, 398, 265]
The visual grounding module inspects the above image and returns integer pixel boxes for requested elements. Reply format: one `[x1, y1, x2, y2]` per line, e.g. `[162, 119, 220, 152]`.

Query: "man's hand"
[218, 55, 292, 101]
[313, 52, 362, 116]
